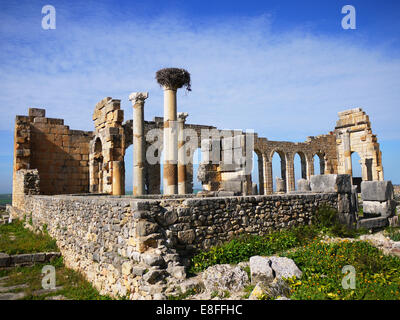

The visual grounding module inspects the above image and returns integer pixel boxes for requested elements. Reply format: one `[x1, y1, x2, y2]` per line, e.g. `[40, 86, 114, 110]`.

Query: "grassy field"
[0, 220, 113, 300]
[0, 257, 113, 300]
[189, 206, 400, 300]
[0, 220, 58, 255]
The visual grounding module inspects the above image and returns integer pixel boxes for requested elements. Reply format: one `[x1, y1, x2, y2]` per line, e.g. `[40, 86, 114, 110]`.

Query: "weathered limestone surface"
[335, 108, 384, 181]
[361, 181, 394, 202]
[12, 108, 92, 201]
[90, 98, 125, 195]
[363, 200, 396, 218]
[358, 180, 395, 228]
[310, 174, 352, 194]
[297, 179, 311, 192]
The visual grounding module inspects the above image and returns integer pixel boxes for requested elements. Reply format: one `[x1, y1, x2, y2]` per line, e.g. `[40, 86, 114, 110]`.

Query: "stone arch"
[313, 151, 326, 176]
[269, 149, 287, 193]
[335, 108, 383, 181]
[89, 136, 104, 193]
[292, 150, 307, 190]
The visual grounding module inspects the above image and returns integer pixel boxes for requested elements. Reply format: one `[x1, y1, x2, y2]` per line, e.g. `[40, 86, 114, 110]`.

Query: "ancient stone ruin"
[8, 68, 395, 299]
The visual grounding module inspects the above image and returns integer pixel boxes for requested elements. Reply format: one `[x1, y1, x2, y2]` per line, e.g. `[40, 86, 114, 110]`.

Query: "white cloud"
[1, 7, 399, 144]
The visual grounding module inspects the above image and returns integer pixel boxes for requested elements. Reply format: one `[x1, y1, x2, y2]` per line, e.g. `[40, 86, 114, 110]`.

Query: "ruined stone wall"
[254, 133, 337, 194]
[335, 108, 383, 181]
[134, 193, 338, 255]
[90, 98, 125, 194]
[11, 192, 339, 299]
[198, 133, 254, 195]
[11, 169, 40, 212]
[12, 108, 93, 207]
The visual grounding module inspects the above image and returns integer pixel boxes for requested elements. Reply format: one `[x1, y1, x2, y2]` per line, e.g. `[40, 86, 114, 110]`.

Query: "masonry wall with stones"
[90, 98, 126, 195]
[12, 108, 93, 206]
[10, 189, 344, 299]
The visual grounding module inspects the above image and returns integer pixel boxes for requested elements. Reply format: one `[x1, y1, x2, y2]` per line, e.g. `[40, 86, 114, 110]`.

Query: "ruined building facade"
[12, 101, 383, 204]
[12, 96, 383, 205]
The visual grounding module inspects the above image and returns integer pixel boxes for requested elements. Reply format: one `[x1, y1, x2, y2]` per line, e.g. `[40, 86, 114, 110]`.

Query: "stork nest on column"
[155, 68, 191, 91]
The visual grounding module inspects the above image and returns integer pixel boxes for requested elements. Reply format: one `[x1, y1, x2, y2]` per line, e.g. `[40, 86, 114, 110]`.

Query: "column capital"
[129, 92, 149, 106]
[177, 112, 189, 122]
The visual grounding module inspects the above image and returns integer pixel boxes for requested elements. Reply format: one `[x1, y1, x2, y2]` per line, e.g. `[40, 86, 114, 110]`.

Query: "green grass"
[285, 240, 400, 300]
[0, 256, 112, 300]
[189, 225, 319, 274]
[0, 220, 58, 255]
[188, 205, 400, 300]
[385, 227, 400, 242]
[189, 205, 364, 274]
[0, 220, 112, 300]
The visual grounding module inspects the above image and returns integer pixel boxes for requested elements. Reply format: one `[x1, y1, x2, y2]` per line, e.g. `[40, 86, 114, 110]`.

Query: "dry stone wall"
[12, 192, 339, 299]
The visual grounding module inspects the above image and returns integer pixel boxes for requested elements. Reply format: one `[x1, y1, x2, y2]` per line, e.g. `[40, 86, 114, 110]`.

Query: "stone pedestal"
[276, 178, 286, 193]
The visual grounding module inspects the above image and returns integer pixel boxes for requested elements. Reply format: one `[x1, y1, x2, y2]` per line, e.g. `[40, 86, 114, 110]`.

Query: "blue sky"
[0, 0, 399, 193]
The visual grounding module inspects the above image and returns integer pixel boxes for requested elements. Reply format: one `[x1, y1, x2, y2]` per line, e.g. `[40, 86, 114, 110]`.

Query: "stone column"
[129, 92, 149, 196]
[177, 112, 189, 195]
[306, 155, 314, 180]
[286, 157, 295, 192]
[112, 161, 124, 195]
[163, 88, 178, 195]
[343, 130, 353, 176]
[263, 154, 273, 195]
[257, 155, 264, 195]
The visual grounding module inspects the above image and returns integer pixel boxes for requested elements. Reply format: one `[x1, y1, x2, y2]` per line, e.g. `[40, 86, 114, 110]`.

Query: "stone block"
[337, 211, 356, 229]
[297, 179, 310, 192]
[310, 174, 352, 193]
[221, 180, 242, 193]
[361, 181, 394, 201]
[249, 256, 274, 285]
[357, 217, 389, 230]
[221, 135, 245, 150]
[29, 108, 46, 118]
[202, 149, 220, 164]
[32, 253, 46, 263]
[219, 162, 241, 172]
[142, 254, 165, 267]
[11, 254, 33, 264]
[276, 178, 286, 193]
[177, 230, 195, 245]
[135, 220, 159, 237]
[201, 138, 220, 151]
[0, 253, 10, 267]
[362, 200, 396, 218]
[221, 171, 246, 182]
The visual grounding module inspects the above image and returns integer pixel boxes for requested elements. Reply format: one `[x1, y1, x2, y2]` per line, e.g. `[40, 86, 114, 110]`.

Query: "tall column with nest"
[155, 68, 191, 195]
